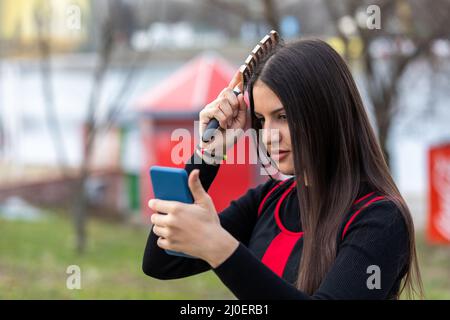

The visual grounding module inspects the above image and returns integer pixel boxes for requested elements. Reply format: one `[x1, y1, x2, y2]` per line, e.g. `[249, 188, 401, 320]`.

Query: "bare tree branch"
[34, 3, 69, 177]
[205, 0, 251, 21]
[72, 5, 115, 254]
[323, 0, 450, 166]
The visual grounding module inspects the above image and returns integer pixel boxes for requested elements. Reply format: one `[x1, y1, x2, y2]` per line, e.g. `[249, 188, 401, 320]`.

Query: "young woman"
[143, 38, 423, 299]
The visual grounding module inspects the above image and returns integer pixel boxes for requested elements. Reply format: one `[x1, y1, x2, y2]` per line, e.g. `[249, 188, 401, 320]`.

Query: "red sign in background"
[428, 143, 450, 244]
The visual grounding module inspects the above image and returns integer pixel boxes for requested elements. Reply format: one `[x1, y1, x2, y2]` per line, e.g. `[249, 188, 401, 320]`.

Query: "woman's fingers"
[150, 212, 169, 227]
[148, 198, 189, 217]
[152, 224, 170, 238]
[217, 102, 234, 127]
[157, 237, 170, 250]
[213, 105, 229, 129]
[200, 102, 227, 131]
[149, 198, 174, 213]
[220, 87, 239, 109]
[235, 93, 247, 126]
[198, 67, 244, 138]
[204, 98, 233, 129]
[228, 69, 243, 92]
[237, 92, 247, 113]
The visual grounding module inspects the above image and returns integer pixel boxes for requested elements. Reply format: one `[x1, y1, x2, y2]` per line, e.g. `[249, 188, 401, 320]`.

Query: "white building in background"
[0, 57, 181, 169]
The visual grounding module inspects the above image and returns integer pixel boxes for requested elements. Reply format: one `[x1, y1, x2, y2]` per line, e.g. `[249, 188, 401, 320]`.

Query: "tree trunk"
[262, 0, 280, 31]
[376, 106, 391, 168]
[73, 177, 88, 254]
[372, 92, 394, 169]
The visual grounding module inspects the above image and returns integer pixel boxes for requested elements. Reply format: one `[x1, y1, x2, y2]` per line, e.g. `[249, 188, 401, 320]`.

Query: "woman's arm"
[211, 201, 409, 300]
[143, 68, 251, 280]
[142, 151, 276, 279]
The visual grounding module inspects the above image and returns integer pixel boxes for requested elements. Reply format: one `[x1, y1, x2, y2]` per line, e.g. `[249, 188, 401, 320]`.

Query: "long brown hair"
[247, 38, 423, 299]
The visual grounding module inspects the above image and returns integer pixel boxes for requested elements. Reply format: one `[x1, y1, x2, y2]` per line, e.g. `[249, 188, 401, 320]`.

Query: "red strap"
[341, 195, 385, 240]
[257, 179, 290, 217]
[353, 191, 375, 205]
[274, 180, 299, 235]
[261, 231, 304, 277]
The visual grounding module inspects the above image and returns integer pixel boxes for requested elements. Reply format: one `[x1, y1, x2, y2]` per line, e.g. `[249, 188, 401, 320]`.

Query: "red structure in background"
[428, 143, 450, 244]
[135, 53, 264, 218]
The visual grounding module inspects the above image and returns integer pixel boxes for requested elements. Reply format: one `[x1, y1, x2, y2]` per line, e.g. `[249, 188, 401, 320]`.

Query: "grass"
[0, 211, 449, 299]
[0, 212, 234, 299]
[415, 233, 450, 299]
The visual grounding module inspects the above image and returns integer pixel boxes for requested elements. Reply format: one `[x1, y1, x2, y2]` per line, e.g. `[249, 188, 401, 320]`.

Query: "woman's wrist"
[195, 143, 226, 166]
[205, 228, 239, 269]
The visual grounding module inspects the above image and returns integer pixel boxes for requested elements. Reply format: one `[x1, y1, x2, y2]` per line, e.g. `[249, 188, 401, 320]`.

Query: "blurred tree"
[206, 0, 280, 32]
[0, 40, 3, 156]
[73, 0, 148, 254]
[34, 1, 70, 176]
[31, 0, 143, 253]
[73, 7, 115, 254]
[323, 0, 450, 166]
[31, 0, 113, 253]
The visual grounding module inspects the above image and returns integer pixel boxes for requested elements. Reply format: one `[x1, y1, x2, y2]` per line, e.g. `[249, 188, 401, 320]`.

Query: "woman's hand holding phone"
[149, 169, 239, 267]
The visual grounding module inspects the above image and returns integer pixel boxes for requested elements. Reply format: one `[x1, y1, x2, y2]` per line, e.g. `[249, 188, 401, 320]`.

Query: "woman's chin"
[279, 169, 295, 176]
[276, 161, 295, 176]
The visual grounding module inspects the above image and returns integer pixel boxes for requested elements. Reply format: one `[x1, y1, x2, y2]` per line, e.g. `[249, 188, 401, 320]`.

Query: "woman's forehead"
[253, 81, 283, 114]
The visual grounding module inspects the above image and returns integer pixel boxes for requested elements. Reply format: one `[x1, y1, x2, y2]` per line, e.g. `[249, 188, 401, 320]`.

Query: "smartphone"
[149, 165, 197, 259]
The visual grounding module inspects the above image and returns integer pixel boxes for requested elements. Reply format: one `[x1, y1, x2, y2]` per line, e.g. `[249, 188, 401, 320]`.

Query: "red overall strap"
[274, 180, 298, 235]
[261, 232, 304, 277]
[353, 191, 375, 205]
[261, 180, 302, 277]
[257, 179, 291, 217]
[341, 195, 386, 240]
[257, 183, 383, 278]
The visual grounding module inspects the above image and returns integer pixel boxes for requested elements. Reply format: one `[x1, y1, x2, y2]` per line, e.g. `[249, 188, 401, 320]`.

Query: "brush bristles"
[238, 30, 280, 89]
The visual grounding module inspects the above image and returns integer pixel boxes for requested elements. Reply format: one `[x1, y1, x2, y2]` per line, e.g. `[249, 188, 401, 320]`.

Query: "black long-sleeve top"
[142, 152, 409, 300]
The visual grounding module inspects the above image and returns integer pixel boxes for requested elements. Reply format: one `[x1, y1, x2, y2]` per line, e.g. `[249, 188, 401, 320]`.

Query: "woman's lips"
[270, 150, 290, 161]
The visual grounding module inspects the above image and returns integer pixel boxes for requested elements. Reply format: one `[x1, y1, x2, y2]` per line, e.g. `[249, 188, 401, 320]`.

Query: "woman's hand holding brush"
[197, 69, 248, 162]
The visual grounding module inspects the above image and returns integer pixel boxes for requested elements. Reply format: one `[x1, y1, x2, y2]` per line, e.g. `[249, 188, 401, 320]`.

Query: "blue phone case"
[149, 166, 197, 259]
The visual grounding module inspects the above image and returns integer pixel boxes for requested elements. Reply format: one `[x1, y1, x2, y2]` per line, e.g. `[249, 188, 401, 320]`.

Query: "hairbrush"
[202, 30, 280, 143]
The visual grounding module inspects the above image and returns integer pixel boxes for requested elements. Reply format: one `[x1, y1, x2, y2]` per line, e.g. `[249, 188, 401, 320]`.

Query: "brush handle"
[201, 88, 241, 143]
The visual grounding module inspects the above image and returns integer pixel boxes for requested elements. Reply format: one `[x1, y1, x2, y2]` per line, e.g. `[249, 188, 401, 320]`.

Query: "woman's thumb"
[228, 68, 243, 92]
[188, 169, 208, 203]
[237, 93, 247, 115]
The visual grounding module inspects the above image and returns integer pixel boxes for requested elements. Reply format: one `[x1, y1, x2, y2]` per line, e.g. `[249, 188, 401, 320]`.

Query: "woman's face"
[253, 80, 294, 175]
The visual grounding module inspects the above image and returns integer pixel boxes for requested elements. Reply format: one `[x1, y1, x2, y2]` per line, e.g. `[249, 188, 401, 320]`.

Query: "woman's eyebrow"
[254, 107, 284, 117]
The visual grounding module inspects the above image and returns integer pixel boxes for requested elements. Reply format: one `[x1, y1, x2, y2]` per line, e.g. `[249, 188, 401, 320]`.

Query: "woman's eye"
[278, 114, 287, 120]
[256, 117, 265, 123]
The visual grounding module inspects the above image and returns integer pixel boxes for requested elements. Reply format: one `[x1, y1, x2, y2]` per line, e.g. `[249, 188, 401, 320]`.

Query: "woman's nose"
[262, 125, 281, 150]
